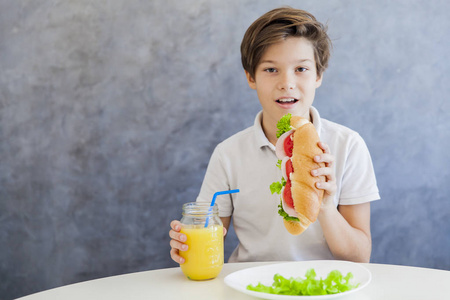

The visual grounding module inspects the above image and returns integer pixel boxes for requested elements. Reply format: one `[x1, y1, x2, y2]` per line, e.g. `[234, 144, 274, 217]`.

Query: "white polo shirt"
[196, 107, 380, 262]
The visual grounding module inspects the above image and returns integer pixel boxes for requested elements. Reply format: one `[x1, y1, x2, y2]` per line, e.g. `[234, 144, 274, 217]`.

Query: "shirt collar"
[310, 106, 322, 138]
[253, 111, 274, 150]
[253, 106, 323, 150]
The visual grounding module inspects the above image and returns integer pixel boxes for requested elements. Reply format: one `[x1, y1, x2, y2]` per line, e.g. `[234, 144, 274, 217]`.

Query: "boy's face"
[245, 37, 322, 124]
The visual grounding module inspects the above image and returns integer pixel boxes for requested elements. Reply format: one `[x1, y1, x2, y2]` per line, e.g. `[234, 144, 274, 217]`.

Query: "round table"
[16, 261, 450, 300]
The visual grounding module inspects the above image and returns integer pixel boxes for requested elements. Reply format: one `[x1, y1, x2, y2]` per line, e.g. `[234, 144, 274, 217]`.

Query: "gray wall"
[1, 0, 449, 299]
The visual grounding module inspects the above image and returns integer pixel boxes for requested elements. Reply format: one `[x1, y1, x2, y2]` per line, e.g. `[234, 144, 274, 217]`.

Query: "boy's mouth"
[276, 98, 298, 104]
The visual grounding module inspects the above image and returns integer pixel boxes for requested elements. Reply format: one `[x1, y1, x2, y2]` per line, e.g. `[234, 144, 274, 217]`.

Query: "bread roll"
[283, 218, 309, 235]
[286, 116, 325, 233]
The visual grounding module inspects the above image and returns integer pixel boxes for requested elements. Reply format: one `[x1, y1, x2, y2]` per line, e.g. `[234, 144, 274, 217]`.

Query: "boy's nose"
[277, 73, 295, 90]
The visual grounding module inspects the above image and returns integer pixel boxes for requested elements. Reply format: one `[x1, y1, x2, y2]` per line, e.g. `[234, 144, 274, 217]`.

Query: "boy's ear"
[245, 71, 257, 90]
[315, 73, 323, 88]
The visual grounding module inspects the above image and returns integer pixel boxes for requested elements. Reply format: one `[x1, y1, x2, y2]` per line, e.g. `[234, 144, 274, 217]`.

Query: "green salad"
[246, 268, 359, 296]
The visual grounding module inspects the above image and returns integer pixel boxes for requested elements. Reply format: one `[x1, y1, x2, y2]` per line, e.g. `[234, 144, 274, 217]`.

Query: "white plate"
[224, 260, 371, 299]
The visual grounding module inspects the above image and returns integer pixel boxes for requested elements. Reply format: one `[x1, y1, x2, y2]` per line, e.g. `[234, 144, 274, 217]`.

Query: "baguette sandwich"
[270, 114, 326, 235]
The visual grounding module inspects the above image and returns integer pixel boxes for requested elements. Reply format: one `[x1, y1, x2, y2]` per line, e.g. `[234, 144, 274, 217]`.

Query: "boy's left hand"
[311, 142, 337, 210]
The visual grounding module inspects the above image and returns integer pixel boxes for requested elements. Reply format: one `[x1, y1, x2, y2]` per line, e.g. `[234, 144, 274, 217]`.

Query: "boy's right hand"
[169, 220, 188, 264]
[169, 219, 228, 265]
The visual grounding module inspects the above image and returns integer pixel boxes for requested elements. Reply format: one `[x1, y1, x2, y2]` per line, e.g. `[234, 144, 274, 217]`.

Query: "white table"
[16, 261, 450, 300]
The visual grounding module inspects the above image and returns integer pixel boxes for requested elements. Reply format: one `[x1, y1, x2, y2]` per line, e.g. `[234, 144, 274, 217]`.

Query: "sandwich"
[270, 114, 325, 235]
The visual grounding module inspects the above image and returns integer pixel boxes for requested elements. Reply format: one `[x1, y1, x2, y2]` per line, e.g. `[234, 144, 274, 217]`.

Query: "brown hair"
[241, 7, 332, 79]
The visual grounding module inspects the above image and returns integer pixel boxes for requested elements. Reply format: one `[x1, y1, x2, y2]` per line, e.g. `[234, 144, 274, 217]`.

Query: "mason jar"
[179, 202, 224, 280]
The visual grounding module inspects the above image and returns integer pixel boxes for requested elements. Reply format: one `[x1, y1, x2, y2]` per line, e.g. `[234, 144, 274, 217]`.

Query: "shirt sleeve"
[339, 133, 380, 205]
[195, 144, 234, 217]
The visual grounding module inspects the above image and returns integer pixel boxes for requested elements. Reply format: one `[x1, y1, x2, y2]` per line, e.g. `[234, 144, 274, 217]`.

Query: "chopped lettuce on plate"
[246, 268, 359, 296]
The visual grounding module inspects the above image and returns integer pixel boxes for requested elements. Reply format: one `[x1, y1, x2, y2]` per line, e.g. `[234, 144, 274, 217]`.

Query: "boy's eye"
[296, 67, 307, 72]
[264, 68, 277, 73]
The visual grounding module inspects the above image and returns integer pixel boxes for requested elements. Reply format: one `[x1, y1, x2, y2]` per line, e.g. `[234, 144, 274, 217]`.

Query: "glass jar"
[179, 202, 224, 280]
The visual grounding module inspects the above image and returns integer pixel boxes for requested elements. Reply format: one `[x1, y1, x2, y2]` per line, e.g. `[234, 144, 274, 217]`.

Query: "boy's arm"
[313, 142, 372, 262]
[318, 203, 372, 262]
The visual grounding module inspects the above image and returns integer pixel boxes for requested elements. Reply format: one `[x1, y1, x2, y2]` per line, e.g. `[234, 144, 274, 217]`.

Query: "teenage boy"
[169, 7, 379, 264]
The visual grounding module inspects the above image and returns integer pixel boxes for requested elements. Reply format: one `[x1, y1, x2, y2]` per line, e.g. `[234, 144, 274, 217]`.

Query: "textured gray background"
[1, 0, 449, 299]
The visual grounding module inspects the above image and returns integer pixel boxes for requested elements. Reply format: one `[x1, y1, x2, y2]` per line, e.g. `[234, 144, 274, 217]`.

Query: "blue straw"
[204, 189, 240, 228]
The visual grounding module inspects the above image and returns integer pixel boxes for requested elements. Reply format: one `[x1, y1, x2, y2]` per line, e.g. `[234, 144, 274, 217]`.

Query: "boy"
[169, 7, 379, 264]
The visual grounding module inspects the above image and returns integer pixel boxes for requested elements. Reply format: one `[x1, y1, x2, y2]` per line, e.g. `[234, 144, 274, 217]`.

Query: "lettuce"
[276, 159, 282, 170]
[277, 200, 299, 222]
[247, 268, 359, 296]
[276, 113, 293, 138]
[269, 177, 286, 195]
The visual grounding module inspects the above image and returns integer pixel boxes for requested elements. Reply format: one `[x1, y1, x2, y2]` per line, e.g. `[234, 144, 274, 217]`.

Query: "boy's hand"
[169, 219, 228, 265]
[169, 220, 188, 264]
[311, 142, 337, 210]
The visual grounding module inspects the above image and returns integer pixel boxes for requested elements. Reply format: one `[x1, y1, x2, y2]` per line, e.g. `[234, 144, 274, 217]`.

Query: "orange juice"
[180, 224, 224, 280]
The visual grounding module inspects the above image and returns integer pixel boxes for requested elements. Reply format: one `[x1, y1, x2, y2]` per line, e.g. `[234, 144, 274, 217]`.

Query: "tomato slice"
[283, 180, 294, 208]
[285, 159, 294, 179]
[284, 133, 294, 157]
